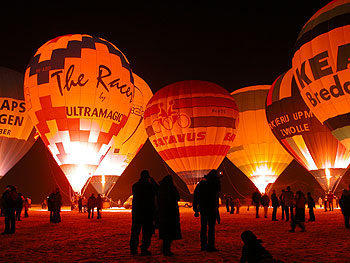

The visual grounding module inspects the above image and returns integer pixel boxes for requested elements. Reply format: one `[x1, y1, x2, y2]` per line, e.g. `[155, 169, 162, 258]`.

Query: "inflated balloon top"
[0, 67, 37, 178]
[144, 80, 239, 193]
[266, 69, 350, 193]
[292, 0, 350, 149]
[24, 34, 134, 192]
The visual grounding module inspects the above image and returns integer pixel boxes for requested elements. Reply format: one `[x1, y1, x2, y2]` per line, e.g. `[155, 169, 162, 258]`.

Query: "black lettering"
[330, 75, 345, 97]
[19, 102, 26, 113]
[295, 61, 312, 89]
[96, 65, 111, 92]
[337, 43, 350, 71]
[308, 51, 333, 80]
[306, 92, 317, 107]
[319, 88, 331, 100]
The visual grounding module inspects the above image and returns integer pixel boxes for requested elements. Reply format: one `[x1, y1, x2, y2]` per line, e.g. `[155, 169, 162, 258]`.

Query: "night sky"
[2, 1, 347, 203]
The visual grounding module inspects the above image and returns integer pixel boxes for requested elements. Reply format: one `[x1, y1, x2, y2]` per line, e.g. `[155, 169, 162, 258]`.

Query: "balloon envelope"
[0, 67, 37, 178]
[266, 69, 350, 193]
[92, 73, 153, 195]
[292, 0, 350, 149]
[227, 85, 293, 193]
[24, 34, 134, 192]
[144, 80, 239, 193]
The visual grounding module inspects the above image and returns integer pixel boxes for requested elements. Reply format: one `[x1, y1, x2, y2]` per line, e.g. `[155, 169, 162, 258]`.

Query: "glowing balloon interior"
[144, 80, 239, 193]
[92, 74, 153, 195]
[266, 69, 350, 193]
[292, 0, 350, 150]
[227, 85, 293, 193]
[0, 67, 37, 178]
[24, 34, 134, 192]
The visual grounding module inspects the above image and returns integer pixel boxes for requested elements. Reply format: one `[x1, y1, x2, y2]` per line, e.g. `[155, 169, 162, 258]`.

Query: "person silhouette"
[193, 169, 221, 252]
[157, 175, 182, 256]
[240, 230, 273, 263]
[130, 170, 158, 256]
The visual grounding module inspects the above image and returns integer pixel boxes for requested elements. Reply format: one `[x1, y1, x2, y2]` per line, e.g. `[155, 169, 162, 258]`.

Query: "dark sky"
[2, 1, 347, 203]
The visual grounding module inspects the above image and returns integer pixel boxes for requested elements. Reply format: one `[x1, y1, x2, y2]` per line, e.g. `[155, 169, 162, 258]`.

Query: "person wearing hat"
[1, 185, 18, 234]
[129, 170, 158, 256]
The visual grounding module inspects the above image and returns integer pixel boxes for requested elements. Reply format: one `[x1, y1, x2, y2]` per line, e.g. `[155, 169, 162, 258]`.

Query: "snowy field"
[0, 206, 349, 262]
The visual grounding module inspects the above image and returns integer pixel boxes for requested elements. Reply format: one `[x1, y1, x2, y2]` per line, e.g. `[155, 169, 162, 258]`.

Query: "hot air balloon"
[266, 69, 350, 193]
[24, 34, 134, 193]
[227, 86, 293, 193]
[91, 73, 153, 196]
[144, 80, 239, 193]
[0, 67, 37, 179]
[292, 0, 350, 150]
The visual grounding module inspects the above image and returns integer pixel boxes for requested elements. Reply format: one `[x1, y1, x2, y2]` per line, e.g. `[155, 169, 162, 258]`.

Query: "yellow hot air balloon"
[91, 73, 153, 195]
[266, 69, 350, 193]
[292, 0, 350, 149]
[227, 86, 293, 193]
[24, 34, 134, 193]
[0, 67, 36, 178]
[144, 80, 239, 193]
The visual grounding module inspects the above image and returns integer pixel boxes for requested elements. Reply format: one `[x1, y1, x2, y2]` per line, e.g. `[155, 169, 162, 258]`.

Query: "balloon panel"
[24, 34, 134, 192]
[266, 69, 350, 192]
[0, 68, 36, 177]
[144, 80, 239, 193]
[292, 0, 350, 149]
[227, 85, 293, 193]
[94, 73, 153, 177]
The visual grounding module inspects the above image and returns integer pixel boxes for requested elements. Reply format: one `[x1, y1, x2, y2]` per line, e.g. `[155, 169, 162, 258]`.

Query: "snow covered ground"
[0, 206, 349, 262]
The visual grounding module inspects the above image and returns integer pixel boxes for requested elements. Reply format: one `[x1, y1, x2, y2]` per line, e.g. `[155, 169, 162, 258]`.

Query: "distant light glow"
[65, 164, 92, 192]
[250, 165, 278, 193]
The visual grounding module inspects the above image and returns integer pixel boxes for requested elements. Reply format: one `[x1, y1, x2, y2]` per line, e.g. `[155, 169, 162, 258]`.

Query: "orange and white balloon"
[24, 34, 134, 192]
[0, 67, 37, 178]
[293, 0, 350, 149]
[144, 80, 239, 193]
[227, 85, 293, 193]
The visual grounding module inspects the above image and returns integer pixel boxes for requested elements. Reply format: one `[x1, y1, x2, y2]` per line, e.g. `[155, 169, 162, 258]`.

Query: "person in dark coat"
[157, 175, 181, 256]
[230, 196, 235, 214]
[279, 189, 286, 220]
[271, 190, 279, 221]
[284, 186, 294, 221]
[78, 196, 83, 213]
[193, 169, 221, 252]
[15, 193, 24, 221]
[251, 188, 261, 218]
[130, 170, 158, 256]
[307, 192, 315, 221]
[48, 190, 55, 222]
[240, 230, 273, 263]
[52, 188, 62, 223]
[87, 193, 96, 219]
[1, 185, 18, 234]
[339, 188, 350, 229]
[261, 193, 270, 218]
[289, 190, 306, 232]
[224, 194, 230, 213]
[96, 194, 103, 219]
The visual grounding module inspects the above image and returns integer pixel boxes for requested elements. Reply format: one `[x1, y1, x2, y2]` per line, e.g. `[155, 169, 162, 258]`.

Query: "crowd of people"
[3, 171, 350, 261]
[0, 185, 31, 235]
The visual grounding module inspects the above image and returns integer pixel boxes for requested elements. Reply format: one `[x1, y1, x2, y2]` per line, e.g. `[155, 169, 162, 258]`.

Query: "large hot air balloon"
[266, 69, 350, 193]
[0, 67, 37, 179]
[227, 86, 293, 193]
[91, 73, 153, 196]
[24, 34, 134, 193]
[144, 80, 239, 193]
[292, 0, 350, 150]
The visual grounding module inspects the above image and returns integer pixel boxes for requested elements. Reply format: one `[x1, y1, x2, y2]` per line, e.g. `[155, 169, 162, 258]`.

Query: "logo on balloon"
[152, 101, 191, 133]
